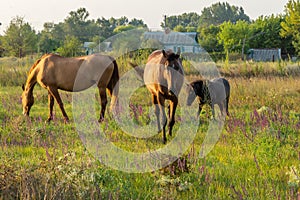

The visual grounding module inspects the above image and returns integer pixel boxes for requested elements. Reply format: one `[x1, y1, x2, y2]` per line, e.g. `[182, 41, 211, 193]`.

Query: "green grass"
[0, 56, 300, 199]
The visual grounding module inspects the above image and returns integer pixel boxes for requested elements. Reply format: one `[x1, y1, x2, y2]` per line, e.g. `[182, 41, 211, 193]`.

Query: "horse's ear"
[22, 84, 25, 91]
[162, 49, 167, 57]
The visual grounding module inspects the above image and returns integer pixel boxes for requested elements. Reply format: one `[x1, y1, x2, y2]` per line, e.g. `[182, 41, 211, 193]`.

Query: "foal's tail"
[129, 62, 144, 80]
[107, 59, 120, 112]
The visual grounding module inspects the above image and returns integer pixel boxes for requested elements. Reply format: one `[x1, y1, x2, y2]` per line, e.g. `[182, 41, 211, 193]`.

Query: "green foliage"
[1, 16, 37, 57]
[0, 55, 300, 199]
[250, 15, 292, 54]
[173, 25, 186, 32]
[128, 18, 147, 27]
[199, 2, 250, 26]
[0, 8, 148, 57]
[0, 2, 298, 60]
[38, 22, 60, 53]
[163, 12, 200, 30]
[217, 20, 251, 62]
[113, 25, 135, 34]
[56, 35, 82, 57]
[198, 25, 223, 53]
[281, 0, 300, 56]
[111, 28, 146, 56]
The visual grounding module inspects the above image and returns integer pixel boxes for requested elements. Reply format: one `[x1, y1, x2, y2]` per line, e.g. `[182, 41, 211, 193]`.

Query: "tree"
[113, 25, 135, 34]
[97, 17, 116, 40]
[173, 25, 186, 32]
[0, 36, 5, 57]
[249, 15, 294, 56]
[280, 0, 300, 55]
[217, 20, 251, 60]
[199, 2, 250, 27]
[2, 16, 37, 57]
[38, 22, 60, 53]
[162, 12, 200, 30]
[56, 35, 82, 57]
[63, 8, 97, 42]
[197, 25, 223, 53]
[129, 18, 147, 28]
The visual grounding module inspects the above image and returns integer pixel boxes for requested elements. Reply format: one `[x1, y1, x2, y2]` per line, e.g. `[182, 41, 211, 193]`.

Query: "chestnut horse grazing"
[186, 77, 230, 118]
[22, 53, 119, 123]
[131, 49, 184, 143]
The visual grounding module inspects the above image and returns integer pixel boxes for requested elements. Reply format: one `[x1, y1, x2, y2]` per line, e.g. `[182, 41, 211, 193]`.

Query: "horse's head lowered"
[21, 84, 34, 116]
[186, 80, 210, 106]
[161, 49, 183, 97]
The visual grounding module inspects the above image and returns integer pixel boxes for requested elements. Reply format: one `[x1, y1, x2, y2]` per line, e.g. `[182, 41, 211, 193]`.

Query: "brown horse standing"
[131, 49, 184, 143]
[22, 53, 119, 123]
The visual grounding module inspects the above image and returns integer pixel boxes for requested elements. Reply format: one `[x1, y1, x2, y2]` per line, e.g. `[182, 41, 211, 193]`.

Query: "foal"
[186, 77, 230, 118]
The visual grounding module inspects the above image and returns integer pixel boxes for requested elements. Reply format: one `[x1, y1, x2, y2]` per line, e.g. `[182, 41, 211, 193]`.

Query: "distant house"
[143, 31, 203, 53]
[83, 42, 96, 55]
[247, 48, 281, 62]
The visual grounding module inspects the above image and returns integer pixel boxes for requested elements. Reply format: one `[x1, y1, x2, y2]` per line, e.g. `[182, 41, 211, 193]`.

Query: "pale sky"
[0, 0, 289, 34]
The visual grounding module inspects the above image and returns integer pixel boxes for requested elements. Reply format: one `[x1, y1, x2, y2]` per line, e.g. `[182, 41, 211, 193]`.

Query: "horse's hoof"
[64, 118, 69, 124]
[163, 138, 167, 144]
[45, 117, 53, 123]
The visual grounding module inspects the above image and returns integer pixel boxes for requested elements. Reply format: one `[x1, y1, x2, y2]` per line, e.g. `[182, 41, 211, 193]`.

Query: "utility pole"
[241, 36, 246, 60]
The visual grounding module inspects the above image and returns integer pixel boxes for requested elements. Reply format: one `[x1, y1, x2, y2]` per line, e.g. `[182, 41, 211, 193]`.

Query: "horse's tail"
[129, 62, 144, 80]
[107, 59, 119, 112]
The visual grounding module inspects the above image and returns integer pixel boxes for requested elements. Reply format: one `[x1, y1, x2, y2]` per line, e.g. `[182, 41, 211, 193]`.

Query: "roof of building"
[83, 42, 95, 48]
[143, 31, 199, 46]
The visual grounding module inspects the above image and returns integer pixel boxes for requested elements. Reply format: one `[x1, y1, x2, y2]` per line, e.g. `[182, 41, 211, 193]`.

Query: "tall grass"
[0, 56, 38, 87]
[0, 55, 299, 199]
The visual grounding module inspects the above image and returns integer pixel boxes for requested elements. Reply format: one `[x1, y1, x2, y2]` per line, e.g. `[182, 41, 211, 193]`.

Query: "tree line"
[0, 1, 299, 59]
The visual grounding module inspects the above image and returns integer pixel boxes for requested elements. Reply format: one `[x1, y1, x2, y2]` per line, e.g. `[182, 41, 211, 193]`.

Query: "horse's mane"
[28, 54, 54, 75]
[147, 50, 163, 61]
[148, 49, 179, 61]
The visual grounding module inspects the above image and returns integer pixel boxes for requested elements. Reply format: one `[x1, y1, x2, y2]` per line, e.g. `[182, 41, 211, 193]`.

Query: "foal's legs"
[98, 86, 107, 122]
[218, 102, 225, 117]
[47, 87, 69, 123]
[226, 96, 230, 116]
[46, 91, 54, 122]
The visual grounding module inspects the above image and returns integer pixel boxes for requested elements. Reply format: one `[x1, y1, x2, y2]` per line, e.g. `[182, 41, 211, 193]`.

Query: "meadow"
[0, 55, 299, 199]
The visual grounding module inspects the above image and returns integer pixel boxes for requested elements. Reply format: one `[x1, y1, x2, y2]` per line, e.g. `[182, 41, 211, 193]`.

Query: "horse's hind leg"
[98, 86, 107, 122]
[48, 87, 69, 123]
[46, 91, 54, 122]
[226, 96, 230, 116]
